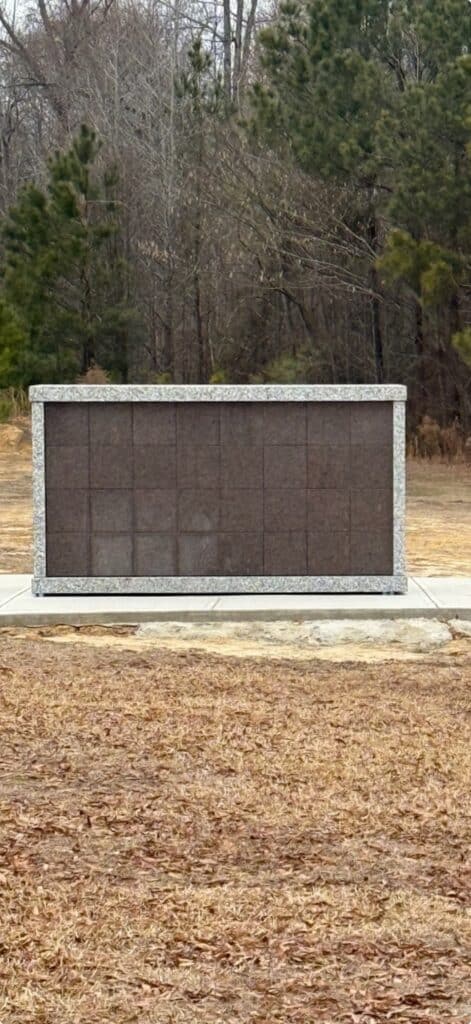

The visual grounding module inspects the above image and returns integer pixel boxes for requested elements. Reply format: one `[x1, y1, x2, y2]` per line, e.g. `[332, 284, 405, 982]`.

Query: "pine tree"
[175, 40, 225, 382]
[379, 51, 470, 335]
[250, 0, 471, 393]
[0, 125, 137, 386]
[377, 7, 470, 409]
[0, 298, 29, 386]
[251, 0, 394, 381]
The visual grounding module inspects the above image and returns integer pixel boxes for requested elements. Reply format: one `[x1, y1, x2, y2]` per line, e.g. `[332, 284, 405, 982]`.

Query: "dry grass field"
[0, 441, 32, 574]
[406, 461, 471, 576]
[0, 434, 470, 1022]
[0, 636, 470, 1023]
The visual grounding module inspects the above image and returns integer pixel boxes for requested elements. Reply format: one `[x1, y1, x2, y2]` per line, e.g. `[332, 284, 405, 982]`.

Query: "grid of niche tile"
[44, 400, 394, 577]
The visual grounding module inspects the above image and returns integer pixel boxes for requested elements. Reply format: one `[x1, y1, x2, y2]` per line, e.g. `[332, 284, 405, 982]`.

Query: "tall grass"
[0, 387, 29, 422]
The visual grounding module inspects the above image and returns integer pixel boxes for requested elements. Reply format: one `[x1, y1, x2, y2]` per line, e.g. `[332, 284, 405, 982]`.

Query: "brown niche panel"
[44, 400, 394, 577]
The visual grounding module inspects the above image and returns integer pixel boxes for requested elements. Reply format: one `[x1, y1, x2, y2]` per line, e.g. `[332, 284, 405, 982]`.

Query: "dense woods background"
[0, 0, 469, 430]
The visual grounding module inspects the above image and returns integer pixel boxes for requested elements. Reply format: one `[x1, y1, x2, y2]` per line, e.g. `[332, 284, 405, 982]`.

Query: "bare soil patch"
[0, 636, 470, 1022]
[3, 616, 469, 664]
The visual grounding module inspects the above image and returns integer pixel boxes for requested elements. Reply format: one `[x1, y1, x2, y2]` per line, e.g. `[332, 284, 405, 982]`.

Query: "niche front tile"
[134, 489, 177, 532]
[89, 403, 132, 446]
[263, 403, 306, 445]
[133, 403, 176, 445]
[179, 533, 219, 574]
[351, 445, 392, 490]
[177, 404, 219, 445]
[351, 489, 393, 531]
[90, 446, 133, 489]
[45, 403, 88, 446]
[91, 490, 133, 533]
[264, 489, 306, 532]
[134, 445, 177, 489]
[350, 530, 393, 575]
[264, 531, 307, 574]
[91, 534, 133, 575]
[177, 446, 220, 489]
[307, 489, 349, 532]
[263, 446, 306, 490]
[46, 446, 89, 490]
[46, 532, 89, 576]
[220, 489, 263, 532]
[46, 488, 89, 533]
[308, 530, 350, 575]
[135, 534, 176, 574]
[307, 402, 351, 445]
[350, 402, 392, 445]
[220, 403, 264, 446]
[221, 446, 263, 490]
[178, 490, 220, 533]
[219, 532, 263, 574]
[307, 445, 350, 489]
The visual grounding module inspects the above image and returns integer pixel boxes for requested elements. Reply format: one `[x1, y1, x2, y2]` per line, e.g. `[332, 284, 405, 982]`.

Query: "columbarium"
[30, 385, 406, 595]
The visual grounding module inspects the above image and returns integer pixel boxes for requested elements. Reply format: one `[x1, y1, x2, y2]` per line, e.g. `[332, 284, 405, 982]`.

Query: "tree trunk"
[193, 128, 208, 382]
[81, 268, 95, 373]
[449, 290, 461, 339]
[366, 213, 384, 383]
[233, 0, 243, 103]
[223, 0, 232, 104]
[82, 334, 95, 374]
[194, 260, 205, 382]
[414, 299, 427, 412]
[371, 289, 383, 383]
[240, 0, 258, 91]
[162, 280, 174, 377]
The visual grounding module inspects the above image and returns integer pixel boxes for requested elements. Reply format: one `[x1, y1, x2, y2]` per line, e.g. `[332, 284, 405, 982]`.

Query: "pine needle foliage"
[0, 125, 137, 386]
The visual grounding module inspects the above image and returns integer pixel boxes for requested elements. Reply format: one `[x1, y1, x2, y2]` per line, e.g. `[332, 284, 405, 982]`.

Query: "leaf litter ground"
[0, 635, 470, 1022]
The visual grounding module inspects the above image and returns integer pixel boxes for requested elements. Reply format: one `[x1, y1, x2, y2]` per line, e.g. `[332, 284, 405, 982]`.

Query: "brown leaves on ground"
[0, 637, 470, 1023]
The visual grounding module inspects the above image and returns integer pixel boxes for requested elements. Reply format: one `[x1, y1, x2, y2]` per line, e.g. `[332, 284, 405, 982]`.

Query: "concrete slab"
[2, 574, 469, 625]
[1, 575, 470, 626]
[210, 578, 435, 620]
[417, 577, 471, 616]
[0, 583, 219, 625]
[0, 574, 30, 609]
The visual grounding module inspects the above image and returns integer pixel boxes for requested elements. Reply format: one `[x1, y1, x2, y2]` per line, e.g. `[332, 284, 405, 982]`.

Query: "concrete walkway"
[0, 575, 470, 625]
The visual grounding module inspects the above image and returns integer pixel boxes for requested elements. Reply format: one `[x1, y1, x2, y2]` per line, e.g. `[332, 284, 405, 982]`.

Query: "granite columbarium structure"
[30, 385, 406, 595]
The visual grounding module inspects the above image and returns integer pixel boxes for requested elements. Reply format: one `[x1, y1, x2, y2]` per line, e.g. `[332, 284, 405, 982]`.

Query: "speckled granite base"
[32, 575, 408, 596]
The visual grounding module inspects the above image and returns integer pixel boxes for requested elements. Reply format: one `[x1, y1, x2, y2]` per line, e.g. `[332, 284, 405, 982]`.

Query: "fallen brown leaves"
[0, 637, 470, 1022]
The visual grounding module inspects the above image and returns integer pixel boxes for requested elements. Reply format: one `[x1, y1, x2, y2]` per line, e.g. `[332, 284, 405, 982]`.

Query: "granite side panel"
[32, 401, 46, 579]
[393, 400, 406, 576]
